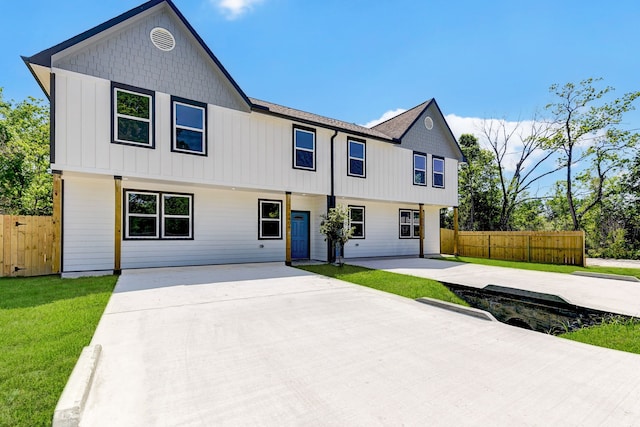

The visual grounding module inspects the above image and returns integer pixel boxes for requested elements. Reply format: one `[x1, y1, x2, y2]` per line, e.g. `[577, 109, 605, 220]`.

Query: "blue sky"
[3, 0, 640, 191]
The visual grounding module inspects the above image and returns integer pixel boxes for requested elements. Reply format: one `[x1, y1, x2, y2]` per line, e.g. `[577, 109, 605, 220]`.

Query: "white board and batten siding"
[340, 199, 441, 258]
[63, 175, 115, 272]
[53, 68, 331, 196]
[334, 135, 459, 207]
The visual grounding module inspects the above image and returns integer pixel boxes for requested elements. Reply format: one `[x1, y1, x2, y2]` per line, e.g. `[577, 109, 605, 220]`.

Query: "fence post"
[488, 234, 491, 259]
[527, 234, 531, 262]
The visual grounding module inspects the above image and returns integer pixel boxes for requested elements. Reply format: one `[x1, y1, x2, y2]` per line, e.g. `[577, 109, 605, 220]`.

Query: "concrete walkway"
[349, 257, 640, 317]
[76, 262, 640, 426]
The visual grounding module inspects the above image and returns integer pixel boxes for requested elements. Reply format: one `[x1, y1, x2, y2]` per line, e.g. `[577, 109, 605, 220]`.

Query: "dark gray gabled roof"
[373, 99, 465, 161]
[22, 0, 252, 107]
[250, 98, 399, 143]
[372, 100, 432, 139]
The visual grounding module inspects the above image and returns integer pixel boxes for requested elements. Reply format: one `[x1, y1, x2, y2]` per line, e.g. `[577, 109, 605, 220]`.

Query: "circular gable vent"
[424, 116, 434, 130]
[150, 27, 175, 51]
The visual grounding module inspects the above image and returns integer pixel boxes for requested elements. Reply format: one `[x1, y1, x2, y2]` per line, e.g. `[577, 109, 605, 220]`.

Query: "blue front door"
[291, 211, 310, 259]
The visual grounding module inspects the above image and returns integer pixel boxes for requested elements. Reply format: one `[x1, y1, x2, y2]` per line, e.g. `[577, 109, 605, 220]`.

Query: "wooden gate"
[0, 215, 56, 277]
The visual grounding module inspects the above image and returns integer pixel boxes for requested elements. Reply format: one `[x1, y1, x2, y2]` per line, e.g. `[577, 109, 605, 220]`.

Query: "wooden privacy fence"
[440, 229, 585, 266]
[0, 215, 57, 277]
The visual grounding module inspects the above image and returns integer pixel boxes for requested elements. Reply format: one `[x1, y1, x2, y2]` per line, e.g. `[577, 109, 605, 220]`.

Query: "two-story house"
[23, 0, 464, 275]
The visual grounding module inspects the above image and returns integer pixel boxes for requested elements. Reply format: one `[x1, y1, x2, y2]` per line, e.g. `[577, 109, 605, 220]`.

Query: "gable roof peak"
[371, 99, 433, 140]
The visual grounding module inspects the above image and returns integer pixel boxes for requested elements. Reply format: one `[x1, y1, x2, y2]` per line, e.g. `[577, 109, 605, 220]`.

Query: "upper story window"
[172, 96, 207, 156]
[348, 205, 365, 238]
[259, 199, 282, 239]
[433, 157, 445, 188]
[413, 152, 427, 186]
[112, 82, 155, 148]
[347, 138, 366, 178]
[293, 126, 316, 171]
[124, 190, 193, 240]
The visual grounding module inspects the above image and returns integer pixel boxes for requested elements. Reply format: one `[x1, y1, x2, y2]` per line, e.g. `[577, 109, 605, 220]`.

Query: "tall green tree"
[457, 134, 501, 230]
[0, 88, 51, 215]
[545, 78, 640, 230]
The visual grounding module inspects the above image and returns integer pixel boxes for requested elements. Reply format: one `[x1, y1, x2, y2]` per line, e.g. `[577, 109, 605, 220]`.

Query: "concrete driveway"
[350, 257, 640, 317]
[80, 262, 640, 426]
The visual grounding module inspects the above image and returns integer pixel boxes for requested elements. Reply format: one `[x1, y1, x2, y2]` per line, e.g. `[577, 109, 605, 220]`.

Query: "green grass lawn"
[0, 275, 117, 427]
[297, 264, 468, 306]
[561, 317, 640, 355]
[438, 256, 640, 279]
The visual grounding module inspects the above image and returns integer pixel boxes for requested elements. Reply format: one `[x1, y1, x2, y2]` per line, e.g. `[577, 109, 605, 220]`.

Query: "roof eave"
[250, 104, 399, 144]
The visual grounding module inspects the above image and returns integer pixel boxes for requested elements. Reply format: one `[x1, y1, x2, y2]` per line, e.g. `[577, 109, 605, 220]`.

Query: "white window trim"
[399, 209, 420, 239]
[433, 157, 445, 188]
[259, 199, 283, 239]
[348, 205, 365, 239]
[114, 87, 153, 147]
[161, 193, 193, 239]
[294, 128, 316, 170]
[172, 100, 207, 155]
[347, 139, 366, 178]
[125, 191, 160, 239]
[413, 153, 427, 186]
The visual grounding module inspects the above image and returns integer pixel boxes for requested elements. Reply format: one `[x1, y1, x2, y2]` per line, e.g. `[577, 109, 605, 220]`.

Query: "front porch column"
[285, 191, 292, 266]
[419, 203, 424, 258]
[52, 171, 62, 274]
[453, 206, 459, 256]
[114, 176, 122, 275]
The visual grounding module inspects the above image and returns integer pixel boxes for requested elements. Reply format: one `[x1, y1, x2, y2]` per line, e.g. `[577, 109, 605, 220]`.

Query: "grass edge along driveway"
[0, 275, 117, 427]
[296, 264, 468, 306]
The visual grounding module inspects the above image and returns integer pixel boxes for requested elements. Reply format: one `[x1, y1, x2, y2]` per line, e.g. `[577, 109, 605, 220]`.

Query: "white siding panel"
[54, 73, 67, 167]
[81, 79, 96, 168]
[121, 184, 287, 269]
[334, 135, 459, 207]
[63, 176, 114, 272]
[66, 75, 82, 167]
[94, 79, 111, 170]
[342, 199, 421, 259]
[52, 69, 455, 206]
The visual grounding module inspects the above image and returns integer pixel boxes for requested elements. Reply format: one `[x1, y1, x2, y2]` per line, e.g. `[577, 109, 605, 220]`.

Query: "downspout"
[327, 130, 338, 262]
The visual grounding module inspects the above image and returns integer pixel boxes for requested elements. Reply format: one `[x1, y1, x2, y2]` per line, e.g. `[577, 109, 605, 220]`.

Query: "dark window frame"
[413, 152, 427, 186]
[348, 205, 366, 239]
[347, 137, 366, 178]
[111, 82, 155, 149]
[123, 189, 194, 240]
[258, 199, 283, 240]
[432, 156, 445, 188]
[292, 125, 317, 171]
[399, 208, 420, 239]
[171, 96, 208, 156]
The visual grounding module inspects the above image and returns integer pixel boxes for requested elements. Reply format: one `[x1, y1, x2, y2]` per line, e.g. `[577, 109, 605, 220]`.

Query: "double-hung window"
[347, 138, 366, 178]
[413, 152, 427, 186]
[293, 126, 316, 170]
[125, 190, 193, 239]
[112, 83, 154, 148]
[172, 96, 207, 155]
[399, 209, 421, 239]
[432, 156, 445, 188]
[348, 206, 365, 238]
[259, 199, 282, 239]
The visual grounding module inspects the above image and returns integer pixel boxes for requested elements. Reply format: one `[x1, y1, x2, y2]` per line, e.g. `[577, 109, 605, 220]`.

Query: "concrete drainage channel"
[436, 283, 635, 334]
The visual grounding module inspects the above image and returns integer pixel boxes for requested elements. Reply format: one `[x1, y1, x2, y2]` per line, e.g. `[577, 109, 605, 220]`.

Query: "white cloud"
[213, 0, 264, 20]
[361, 108, 407, 128]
